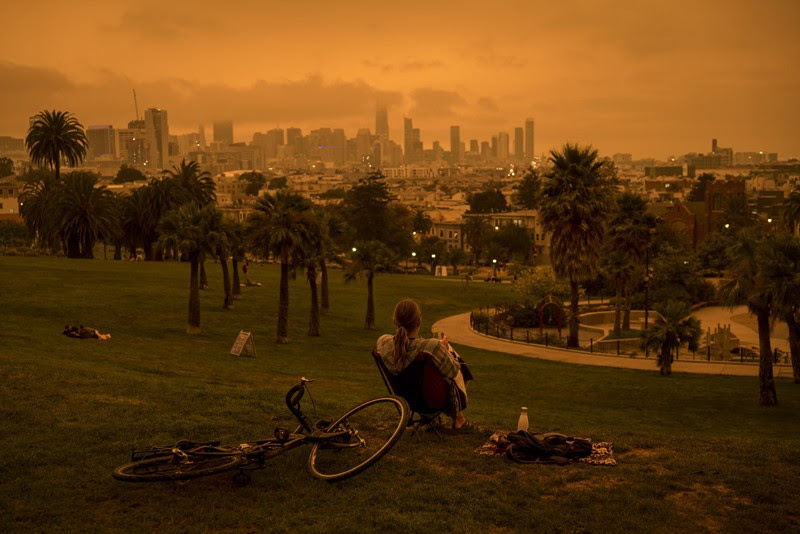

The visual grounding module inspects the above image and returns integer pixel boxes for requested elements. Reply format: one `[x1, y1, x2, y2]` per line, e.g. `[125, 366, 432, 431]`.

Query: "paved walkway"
[432, 312, 795, 378]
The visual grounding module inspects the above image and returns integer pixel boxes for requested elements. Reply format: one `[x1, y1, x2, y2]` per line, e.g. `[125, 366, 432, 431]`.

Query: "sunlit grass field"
[2, 255, 799, 532]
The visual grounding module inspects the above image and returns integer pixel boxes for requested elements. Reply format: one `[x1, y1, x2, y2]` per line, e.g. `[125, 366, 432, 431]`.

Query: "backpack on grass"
[506, 430, 592, 464]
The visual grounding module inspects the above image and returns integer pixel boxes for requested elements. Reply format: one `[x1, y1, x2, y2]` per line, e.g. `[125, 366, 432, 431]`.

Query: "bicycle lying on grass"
[113, 378, 409, 484]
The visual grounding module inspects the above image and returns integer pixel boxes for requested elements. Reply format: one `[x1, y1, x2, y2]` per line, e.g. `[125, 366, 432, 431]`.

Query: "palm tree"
[57, 172, 116, 258]
[19, 170, 62, 251]
[539, 143, 617, 347]
[606, 192, 658, 329]
[411, 208, 433, 235]
[314, 206, 345, 314]
[345, 240, 393, 329]
[227, 220, 247, 298]
[759, 234, 800, 383]
[642, 301, 701, 375]
[250, 190, 315, 343]
[205, 210, 234, 309]
[464, 216, 493, 265]
[158, 204, 216, 334]
[165, 159, 216, 207]
[603, 249, 635, 337]
[784, 187, 800, 234]
[25, 110, 88, 181]
[719, 230, 778, 406]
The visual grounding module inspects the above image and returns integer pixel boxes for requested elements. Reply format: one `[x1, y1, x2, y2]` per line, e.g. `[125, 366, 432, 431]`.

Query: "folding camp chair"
[371, 348, 449, 439]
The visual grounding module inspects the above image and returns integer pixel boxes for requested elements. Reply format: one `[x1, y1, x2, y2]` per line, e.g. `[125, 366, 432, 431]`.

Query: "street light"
[351, 247, 357, 252]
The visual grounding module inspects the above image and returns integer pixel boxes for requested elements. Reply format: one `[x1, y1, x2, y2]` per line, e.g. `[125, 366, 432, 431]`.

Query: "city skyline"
[1, 1, 798, 159]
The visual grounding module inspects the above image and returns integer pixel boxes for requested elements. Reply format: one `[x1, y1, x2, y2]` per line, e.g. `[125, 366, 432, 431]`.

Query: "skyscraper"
[144, 108, 169, 169]
[404, 117, 414, 164]
[86, 125, 115, 159]
[450, 125, 460, 164]
[375, 106, 389, 140]
[514, 127, 524, 161]
[213, 120, 234, 145]
[498, 132, 509, 161]
[525, 118, 534, 163]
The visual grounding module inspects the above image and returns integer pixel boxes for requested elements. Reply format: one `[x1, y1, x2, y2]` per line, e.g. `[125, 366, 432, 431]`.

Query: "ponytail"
[392, 299, 421, 368]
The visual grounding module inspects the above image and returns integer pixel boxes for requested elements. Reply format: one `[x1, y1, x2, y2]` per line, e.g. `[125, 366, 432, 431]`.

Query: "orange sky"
[2, 0, 799, 159]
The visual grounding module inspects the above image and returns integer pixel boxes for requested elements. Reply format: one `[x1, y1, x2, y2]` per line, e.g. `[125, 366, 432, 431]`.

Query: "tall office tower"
[286, 127, 303, 156]
[491, 136, 498, 159]
[117, 124, 146, 167]
[332, 129, 347, 166]
[514, 127, 524, 161]
[375, 106, 389, 140]
[450, 125, 461, 164]
[144, 108, 169, 169]
[470, 139, 479, 154]
[711, 138, 718, 153]
[213, 120, 234, 145]
[198, 125, 207, 149]
[86, 125, 115, 159]
[356, 128, 373, 160]
[480, 141, 491, 161]
[266, 128, 285, 159]
[403, 117, 414, 164]
[498, 132, 510, 161]
[525, 118, 534, 163]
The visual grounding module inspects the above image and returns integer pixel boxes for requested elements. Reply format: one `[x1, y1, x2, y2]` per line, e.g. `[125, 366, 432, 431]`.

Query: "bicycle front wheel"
[308, 395, 409, 482]
[113, 454, 243, 482]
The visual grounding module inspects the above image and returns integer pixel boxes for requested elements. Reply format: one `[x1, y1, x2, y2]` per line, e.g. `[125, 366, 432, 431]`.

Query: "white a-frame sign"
[230, 330, 257, 357]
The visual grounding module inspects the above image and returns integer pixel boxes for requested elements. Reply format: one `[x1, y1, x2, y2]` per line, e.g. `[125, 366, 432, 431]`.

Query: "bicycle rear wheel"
[308, 396, 408, 482]
[113, 454, 243, 482]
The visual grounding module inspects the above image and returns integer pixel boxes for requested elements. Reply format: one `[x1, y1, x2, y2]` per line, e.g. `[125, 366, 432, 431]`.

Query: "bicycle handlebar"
[285, 378, 315, 433]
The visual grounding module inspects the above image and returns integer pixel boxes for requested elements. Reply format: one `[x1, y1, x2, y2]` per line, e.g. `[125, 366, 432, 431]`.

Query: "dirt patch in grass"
[668, 483, 752, 532]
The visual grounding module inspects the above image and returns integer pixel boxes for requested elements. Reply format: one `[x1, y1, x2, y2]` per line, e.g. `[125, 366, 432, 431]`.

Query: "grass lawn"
[2, 255, 799, 532]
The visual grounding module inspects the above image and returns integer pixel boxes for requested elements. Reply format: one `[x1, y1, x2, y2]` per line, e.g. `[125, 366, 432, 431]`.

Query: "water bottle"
[517, 407, 529, 432]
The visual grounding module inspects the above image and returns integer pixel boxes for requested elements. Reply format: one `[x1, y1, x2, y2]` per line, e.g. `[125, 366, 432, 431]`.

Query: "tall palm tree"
[411, 208, 433, 235]
[759, 234, 800, 383]
[784, 187, 800, 235]
[606, 192, 658, 329]
[158, 204, 216, 334]
[719, 230, 778, 406]
[205, 210, 233, 309]
[58, 172, 116, 258]
[345, 240, 393, 329]
[603, 249, 635, 337]
[250, 190, 315, 343]
[227, 220, 247, 298]
[539, 143, 617, 347]
[314, 206, 344, 314]
[25, 110, 88, 181]
[642, 301, 701, 375]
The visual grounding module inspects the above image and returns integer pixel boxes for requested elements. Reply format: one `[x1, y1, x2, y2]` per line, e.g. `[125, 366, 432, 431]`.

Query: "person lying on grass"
[376, 298, 473, 432]
[63, 324, 111, 340]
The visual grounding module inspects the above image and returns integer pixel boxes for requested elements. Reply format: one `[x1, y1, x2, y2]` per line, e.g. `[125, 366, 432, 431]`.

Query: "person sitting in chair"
[63, 324, 111, 340]
[376, 299, 472, 431]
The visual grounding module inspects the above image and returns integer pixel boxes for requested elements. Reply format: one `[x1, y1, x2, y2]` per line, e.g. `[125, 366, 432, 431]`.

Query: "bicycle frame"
[129, 377, 361, 472]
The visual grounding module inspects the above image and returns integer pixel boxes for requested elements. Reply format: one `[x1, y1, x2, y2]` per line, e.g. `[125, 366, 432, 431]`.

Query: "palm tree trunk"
[786, 311, 800, 384]
[200, 257, 208, 289]
[568, 279, 580, 347]
[622, 283, 631, 330]
[320, 259, 329, 314]
[277, 249, 289, 344]
[232, 259, 241, 297]
[219, 247, 233, 309]
[660, 346, 671, 375]
[613, 283, 622, 337]
[308, 266, 320, 336]
[188, 253, 201, 334]
[365, 270, 375, 329]
[756, 306, 778, 406]
[114, 241, 122, 260]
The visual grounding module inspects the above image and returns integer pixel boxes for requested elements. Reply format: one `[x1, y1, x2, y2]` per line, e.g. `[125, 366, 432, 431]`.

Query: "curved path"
[432, 312, 795, 378]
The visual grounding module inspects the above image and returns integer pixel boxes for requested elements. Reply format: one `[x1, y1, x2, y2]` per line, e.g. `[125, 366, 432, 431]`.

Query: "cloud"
[362, 59, 444, 73]
[409, 88, 465, 118]
[0, 62, 403, 137]
[477, 97, 498, 112]
[104, 4, 227, 39]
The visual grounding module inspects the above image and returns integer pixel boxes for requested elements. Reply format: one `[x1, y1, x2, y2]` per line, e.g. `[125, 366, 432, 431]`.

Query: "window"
[448, 231, 452, 238]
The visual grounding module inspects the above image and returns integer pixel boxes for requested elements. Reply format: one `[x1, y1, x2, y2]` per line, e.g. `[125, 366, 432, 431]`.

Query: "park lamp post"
[492, 258, 497, 279]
